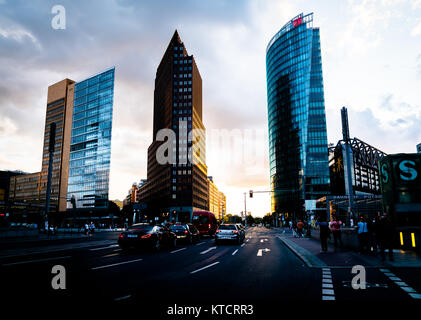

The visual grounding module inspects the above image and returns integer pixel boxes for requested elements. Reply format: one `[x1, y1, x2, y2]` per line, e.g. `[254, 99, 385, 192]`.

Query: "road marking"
[246, 239, 250, 242]
[232, 249, 239, 256]
[190, 261, 220, 274]
[257, 248, 271, 256]
[241, 243, 246, 247]
[114, 295, 131, 301]
[2, 255, 71, 266]
[90, 244, 119, 251]
[91, 258, 143, 270]
[321, 268, 335, 301]
[102, 252, 120, 258]
[260, 239, 268, 243]
[380, 269, 421, 300]
[196, 242, 206, 246]
[200, 247, 217, 255]
[170, 248, 186, 254]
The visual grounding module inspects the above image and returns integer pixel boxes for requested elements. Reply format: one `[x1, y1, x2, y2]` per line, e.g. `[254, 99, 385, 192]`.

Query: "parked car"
[169, 223, 200, 244]
[215, 224, 245, 245]
[118, 223, 177, 251]
[192, 211, 218, 237]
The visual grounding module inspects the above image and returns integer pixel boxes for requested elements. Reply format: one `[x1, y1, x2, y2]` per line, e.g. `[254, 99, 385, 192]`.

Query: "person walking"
[377, 214, 395, 261]
[357, 216, 369, 253]
[318, 216, 330, 253]
[330, 216, 343, 249]
[296, 220, 304, 238]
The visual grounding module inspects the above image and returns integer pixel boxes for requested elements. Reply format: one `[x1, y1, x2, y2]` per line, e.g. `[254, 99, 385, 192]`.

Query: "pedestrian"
[89, 222, 95, 234]
[329, 216, 343, 249]
[357, 216, 369, 253]
[296, 220, 304, 238]
[84, 223, 89, 235]
[318, 216, 330, 253]
[377, 214, 395, 261]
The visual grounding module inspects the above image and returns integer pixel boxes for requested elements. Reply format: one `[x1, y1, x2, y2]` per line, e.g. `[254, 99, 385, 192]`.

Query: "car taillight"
[184, 230, 189, 234]
[208, 224, 211, 229]
[232, 230, 238, 234]
[119, 233, 124, 239]
[141, 234, 152, 239]
[216, 230, 220, 233]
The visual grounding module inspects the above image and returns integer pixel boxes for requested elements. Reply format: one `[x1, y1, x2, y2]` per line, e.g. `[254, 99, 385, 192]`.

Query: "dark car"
[169, 223, 200, 244]
[118, 223, 177, 251]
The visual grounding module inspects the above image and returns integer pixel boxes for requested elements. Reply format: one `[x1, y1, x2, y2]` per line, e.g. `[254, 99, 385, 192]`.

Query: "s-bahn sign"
[379, 153, 421, 214]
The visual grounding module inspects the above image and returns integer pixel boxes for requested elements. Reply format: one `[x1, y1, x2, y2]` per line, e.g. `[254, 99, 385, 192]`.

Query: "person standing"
[330, 216, 343, 249]
[377, 214, 395, 261]
[357, 216, 369, 253]
[318, 216, 330, 253]
[296, 220, 304, 238]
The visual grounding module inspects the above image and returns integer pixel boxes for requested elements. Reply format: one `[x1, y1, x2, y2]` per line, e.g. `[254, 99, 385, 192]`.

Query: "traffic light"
[249, 190, 253, 198]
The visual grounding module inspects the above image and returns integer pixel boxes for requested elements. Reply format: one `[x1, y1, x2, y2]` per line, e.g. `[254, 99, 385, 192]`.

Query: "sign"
[305, 200, 316, 211]
[293, 16, 303, 27]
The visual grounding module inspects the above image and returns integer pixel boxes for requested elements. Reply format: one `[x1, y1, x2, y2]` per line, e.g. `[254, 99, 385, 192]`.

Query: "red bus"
[192, 211, 217, 237]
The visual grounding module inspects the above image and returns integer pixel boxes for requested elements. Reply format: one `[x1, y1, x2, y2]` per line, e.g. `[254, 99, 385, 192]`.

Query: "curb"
[277, 235, 327, 268]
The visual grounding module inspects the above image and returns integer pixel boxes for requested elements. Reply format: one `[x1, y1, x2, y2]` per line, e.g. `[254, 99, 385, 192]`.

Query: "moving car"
[118, 223, 177, 251]
[169, 223, 200, 244]
[215, 224, 245, 245]
[192, 211, 217, 237]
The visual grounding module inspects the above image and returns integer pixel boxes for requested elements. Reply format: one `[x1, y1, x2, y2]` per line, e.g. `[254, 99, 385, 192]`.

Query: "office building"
[207, 176, 226, 221]
[329, 137, 386, 196]
[138, 30, 208, 222]
[67, 68, 115, 208]
[266, 13, 330, 218]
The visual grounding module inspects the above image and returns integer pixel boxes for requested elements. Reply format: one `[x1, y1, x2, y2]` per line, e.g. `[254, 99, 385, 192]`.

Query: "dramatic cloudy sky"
[1, 0, 420, 217]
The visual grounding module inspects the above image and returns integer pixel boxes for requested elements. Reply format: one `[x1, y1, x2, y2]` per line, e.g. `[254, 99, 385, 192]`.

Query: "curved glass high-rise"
[266, 13, 329, 218]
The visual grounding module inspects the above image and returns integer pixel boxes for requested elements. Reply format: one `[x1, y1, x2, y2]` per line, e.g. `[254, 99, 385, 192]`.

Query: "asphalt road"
[1, 227, 420, 316]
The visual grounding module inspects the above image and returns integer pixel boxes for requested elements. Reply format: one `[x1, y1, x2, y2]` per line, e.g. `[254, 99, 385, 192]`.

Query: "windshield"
[192, 215, 209, 224]
[170, 225, 187, 231]
[127, 225, 154, 232]
[218, 225, 236, 230]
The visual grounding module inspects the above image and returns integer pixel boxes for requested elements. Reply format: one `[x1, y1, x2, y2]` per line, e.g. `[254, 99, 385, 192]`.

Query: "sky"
[0, 0, 420, 217]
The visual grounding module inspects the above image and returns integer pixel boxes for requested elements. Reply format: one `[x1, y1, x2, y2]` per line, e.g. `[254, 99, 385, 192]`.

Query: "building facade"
[266, 13, 330, 218]
[67, 68, 115, 209]
[138, 31, 208, 222]
[417, 143, 421, 154]
[329, 138, 387, 196]
[207, 176, 226, 221]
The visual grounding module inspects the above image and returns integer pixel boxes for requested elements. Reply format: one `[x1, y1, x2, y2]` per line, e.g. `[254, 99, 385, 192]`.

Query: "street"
[1, 226, 421, 315]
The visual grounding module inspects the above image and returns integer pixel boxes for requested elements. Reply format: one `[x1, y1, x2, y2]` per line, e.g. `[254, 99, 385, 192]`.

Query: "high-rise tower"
[266, 13, 330, 219]
[139, 31, 208, 222]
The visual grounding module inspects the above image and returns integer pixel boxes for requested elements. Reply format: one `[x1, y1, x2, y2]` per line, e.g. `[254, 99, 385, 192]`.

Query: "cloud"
[411, 20, 421, 36]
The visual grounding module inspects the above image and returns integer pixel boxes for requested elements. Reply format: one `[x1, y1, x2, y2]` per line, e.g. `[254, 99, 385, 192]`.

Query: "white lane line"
[232, 249, 239, 256]
[322, 296, 335, 301]
[190, 261, 220, 274]
[322, 283, 333, 288]
[380, 269, 421, 300]
[246, 239, 250, 242]
[196, 242, 206, 246]
[200, 247, 217, 255]
[322, 279, 333, 284]
[241, 243, 246, 247]
[114, 295, 131, 301]
[322, 289, 335, 295]
[171, 248, 187, 254]
[2, 255, 71, 266]
[89, 244, 119, 251]
[91, 258, 143, 270]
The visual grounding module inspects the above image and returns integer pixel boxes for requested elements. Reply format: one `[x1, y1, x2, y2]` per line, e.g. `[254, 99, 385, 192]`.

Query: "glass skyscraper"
[67, 68, 115, 208]
[266, 13, 329, 218]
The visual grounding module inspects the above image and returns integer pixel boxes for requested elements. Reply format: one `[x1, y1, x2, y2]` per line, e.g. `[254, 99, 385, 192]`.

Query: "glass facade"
[266, 13, 329, 217]
[67, 68, 115, 208]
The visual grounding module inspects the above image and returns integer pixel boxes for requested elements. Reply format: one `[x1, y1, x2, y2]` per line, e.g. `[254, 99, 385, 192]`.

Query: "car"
[118, 223, 177, 251]
[169, 223, 200, 244]
[192, 211, 218, 237]
[215, 224, 245, 245]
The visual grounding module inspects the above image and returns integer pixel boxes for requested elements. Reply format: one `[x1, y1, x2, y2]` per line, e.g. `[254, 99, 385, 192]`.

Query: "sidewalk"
[278, 229, 421, 268]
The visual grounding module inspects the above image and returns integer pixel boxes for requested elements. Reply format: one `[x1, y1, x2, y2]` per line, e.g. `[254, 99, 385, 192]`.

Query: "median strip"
[190, 261, 220, 274]
[91, 258, 143, 270]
